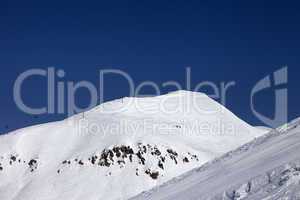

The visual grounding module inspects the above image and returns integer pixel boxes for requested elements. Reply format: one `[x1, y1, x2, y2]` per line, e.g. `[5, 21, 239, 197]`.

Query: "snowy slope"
[132, 118, 300, 200]
[0, 91, 265, 200]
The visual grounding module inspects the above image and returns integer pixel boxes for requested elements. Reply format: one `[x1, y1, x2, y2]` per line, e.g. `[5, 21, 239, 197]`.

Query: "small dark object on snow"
[10, 155, 17, 162]
[183, 157, 189, 163]
[78, 160, 84, 165]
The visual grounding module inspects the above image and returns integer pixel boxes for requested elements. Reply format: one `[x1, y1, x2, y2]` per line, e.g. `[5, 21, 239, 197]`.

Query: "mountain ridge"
[0, 90, 266, 200]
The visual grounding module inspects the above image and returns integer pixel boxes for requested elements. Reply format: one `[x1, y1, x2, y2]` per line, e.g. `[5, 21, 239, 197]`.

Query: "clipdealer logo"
[251, 67, 288, 128]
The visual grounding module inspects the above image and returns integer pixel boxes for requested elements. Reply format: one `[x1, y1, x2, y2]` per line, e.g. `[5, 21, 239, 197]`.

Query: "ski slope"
[0, 91, 266, 200]
[132, 118, 300, 200]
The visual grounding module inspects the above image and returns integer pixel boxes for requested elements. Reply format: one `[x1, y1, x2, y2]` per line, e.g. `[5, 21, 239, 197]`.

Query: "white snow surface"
[132, 118, 300, 200]
[0, 91, 265, 200]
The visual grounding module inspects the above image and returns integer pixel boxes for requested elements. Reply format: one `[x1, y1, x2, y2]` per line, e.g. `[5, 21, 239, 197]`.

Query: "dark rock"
[153, 148, 161, 156]
[150, 171, 159, 179]
[145, 169, 150, 175]
[145, 169, 160, 180]
[117, 160, 125, 165]
[183, 157, 189, 163]
[10, 156, 17, 162]
[167, 149, 178, 156]
[28, 159, 38, 172]
[91, 156, 97, 164]
[78, 160, 84, 165]
[136, 151, 145, 165]
[28, 159, 37, 166]
[158, 161, 164, 170]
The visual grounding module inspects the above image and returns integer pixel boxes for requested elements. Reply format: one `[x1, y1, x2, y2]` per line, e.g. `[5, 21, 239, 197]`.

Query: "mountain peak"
[91, 90, 218, 118]
[0, 90, 266, 200]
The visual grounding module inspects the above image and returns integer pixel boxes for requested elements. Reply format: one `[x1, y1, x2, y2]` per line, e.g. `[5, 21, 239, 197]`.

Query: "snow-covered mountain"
[132, 118, 300, 200]
[0, 91, 265, 200]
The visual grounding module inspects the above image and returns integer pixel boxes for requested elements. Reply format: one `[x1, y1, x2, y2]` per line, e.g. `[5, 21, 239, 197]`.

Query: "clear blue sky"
[0, 0, 299, 133]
